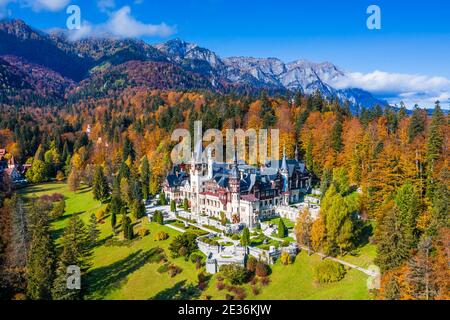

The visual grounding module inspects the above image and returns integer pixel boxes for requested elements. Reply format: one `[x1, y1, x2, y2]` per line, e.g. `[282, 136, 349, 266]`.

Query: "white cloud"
[97, 0, 115, 12]
[67, 6, 176, 40]
[330, 70, 450, 109]
[24, 0, 70, 12]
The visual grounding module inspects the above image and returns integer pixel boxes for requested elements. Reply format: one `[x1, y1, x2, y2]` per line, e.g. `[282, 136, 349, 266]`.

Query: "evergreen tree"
[159, 191, 167, 205]
[170, 200, 176, 213]
[140, 155, 150, 200]
[26, 200, 55, 300]
[383, 276, 401, 300]
[278, 218, 288, 238]
[183, 198, 189, 212]
[408, 106, 426, 143]
[87, 213, 99, 248]
[427, 169, 449, 236]
[52, 214, 92, 300]
[320, 169, 332, 197]
[240, 227, 250, 247]
[394, 182, 421, 249]
[375, 201, 410, 272]
[122, 215, 133, 240]
[92, 166, 110, 203]
[132, 199, 145, 220]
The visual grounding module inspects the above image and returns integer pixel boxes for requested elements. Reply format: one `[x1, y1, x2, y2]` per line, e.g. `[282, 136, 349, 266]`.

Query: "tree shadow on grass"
[86, 248, 162, 297]
[150, 280, 202, 300]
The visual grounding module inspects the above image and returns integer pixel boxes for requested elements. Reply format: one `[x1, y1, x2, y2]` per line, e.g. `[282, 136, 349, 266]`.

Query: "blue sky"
[1, 0, 449, 108]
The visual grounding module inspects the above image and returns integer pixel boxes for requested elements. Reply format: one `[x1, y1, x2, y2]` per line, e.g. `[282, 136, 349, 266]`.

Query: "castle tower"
[229, 150, 240, 219]
[207, 148, 214, 179]
[281, 147, 290, 205]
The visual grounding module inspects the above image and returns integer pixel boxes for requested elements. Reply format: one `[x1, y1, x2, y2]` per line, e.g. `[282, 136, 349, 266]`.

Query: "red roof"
[241, 194, 258, 202]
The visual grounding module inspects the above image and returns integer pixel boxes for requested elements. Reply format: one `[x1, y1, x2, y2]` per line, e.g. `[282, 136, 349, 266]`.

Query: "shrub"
[50, 199, 65, 218]
[246, 256, 258, 273]
[96, 209, 106, 222]
[168, 264, 183, 277]
[313, 260, 346, 284]
[169, 233, 198, 258]
[281, 240, 290, 247]
[154, 231, 169, 241]
[138, 227, 149, 238]
[157, 263, 170, 274]
[251, 285, 260, 295]
[280, 251, 293, 265]
[231, 234, 240, 241]
[260, 277, 271, 286]
[56, 170, 65, 181]
[220, 264, 250, 285]
[216, 281, 225, 291]
[255, 261, 271, 277]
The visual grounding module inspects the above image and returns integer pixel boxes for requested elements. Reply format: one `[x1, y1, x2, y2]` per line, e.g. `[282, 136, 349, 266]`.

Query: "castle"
[163, 143, 312, 229]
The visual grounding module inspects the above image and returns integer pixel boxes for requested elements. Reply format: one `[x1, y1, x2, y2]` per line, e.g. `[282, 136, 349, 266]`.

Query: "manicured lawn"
[254, 251, 371, 300]
[19, 182, 372, 300]
[264, 217, 295, 229]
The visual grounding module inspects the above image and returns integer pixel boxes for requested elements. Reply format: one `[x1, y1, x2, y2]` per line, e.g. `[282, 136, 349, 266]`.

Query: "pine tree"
[425, 102, 445, 199]
[394, 182, 421, 249]
[183, 198, 189, 212]
[122, 215, 133, 240]
[52, 214, 92, 300]
[87, 213, 99, 249]
[375, 201, 410, 272]
[408, 106, 426, 143]
[92, 166, 110, 203]
[132, 199, 145, 220]
[170, 200, 176, 213]
[427, 169, 449, 236]
[26, 200, 55, 300]
[240, 227, 250, 247]
[140, 155, 150, 200]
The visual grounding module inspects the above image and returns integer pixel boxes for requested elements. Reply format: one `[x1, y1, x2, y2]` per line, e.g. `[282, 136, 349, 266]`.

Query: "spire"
[230, 148, 239, 178]
[295, 145, 299, 161]
[281, 146, 288, 172]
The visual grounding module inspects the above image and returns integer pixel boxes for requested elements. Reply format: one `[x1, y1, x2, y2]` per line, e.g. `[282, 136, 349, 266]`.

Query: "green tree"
[26, 200, 55, 300]
[427, 169, 449, 236]
[408, 106, 426, 143]
[87, 213, 99, 248]
[122, 215, 134, 240]
[375, 201, 410, 272]
[183, 198, 189, 212]
[52, 214, 92, 300]
[277, 218, 288, 238]
[240, 227, 250, 246]
[132, 199, 146, 220]
[92, 166, 110, 203]
[140, 155, 150, 200]
[170, 199, 176, 213]
[159, 191, 167, 205]
[394, 182, 421, 249]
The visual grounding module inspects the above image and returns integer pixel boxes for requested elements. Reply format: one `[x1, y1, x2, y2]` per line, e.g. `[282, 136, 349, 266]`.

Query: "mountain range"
[0, 19, 388, 110]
